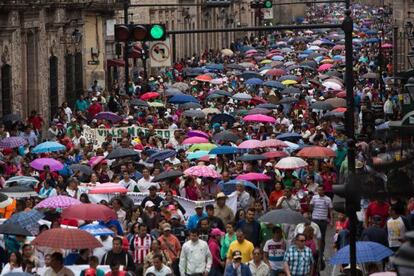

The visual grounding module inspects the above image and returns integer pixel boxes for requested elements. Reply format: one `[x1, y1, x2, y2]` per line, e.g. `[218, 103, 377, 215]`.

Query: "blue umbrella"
[241, 71, 262, 80]
[245, 78, 264, 86]
[4, 176, 39, 187]
[209, 146, 241, 155]
[205, 63, 224, 71]
[365, 38, 380, 44]
[187, 151, 211, 160]
[330, 241, 393, 265]
[212, 90, 232, 97]
[241, 45, 254, 52]
[80, 224, 115, 236]
[169, 95, 199, 104]
[277, 132, 303, 141]
[237, 154, 267, 161]
[32, 141, 66, 154]
[165, 88, 183, 96]
[148, 149, 176, 163]
[365, 29, 378, 35]
[7, 210, 44, 233]
[211, 114, 236, 127]
[263, 81, 285, 89]
[272, 55, 284, 61]
[220, 179, 258, 195]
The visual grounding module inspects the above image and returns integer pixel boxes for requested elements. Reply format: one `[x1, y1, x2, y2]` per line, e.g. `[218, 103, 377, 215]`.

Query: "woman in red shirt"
[269, 182, 284, 209]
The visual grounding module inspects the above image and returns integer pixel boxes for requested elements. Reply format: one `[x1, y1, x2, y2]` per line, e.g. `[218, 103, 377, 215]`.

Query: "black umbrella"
[2, 113, 21, 124]
[152, 170, 183, 182]
[300, 60, 317, 68]
[310, 101, 334, 111]
[213, 131, 240, 143]
[278, 97, 298, 104]
[226, 64, 245, 71]
[257, 103, 279, 110]
[241, 71, 263, 80]
[236, 154, 267, 162]
[258, 209, 306, 225]
[281, 87, 301, 95]
[130, 99, 150, 108]
[180, 102, 203, 110]
[106, 148, 139, 160]
[182, 109, 206, 119]
[70, 164, 93, 176]
[1, 186, 38, 198]
[0, 223, 32, 236]
[211, 114, 236, 127]
[212, 90, 232, 97]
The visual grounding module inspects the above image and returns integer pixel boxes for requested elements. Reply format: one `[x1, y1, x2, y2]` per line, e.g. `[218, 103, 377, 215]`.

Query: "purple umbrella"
[187, 130, 210, 139]
[30, 158, 64, 171]
[34, 195, 82, 209]
[0, 137, 27, 148]
[94, 112, 123, 123]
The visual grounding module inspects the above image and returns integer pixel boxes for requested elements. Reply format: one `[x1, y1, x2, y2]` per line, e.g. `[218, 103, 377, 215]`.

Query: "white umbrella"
[275, 157, 308, 170]
[232, 92, 252, 101]
[322, 80, 343, 90]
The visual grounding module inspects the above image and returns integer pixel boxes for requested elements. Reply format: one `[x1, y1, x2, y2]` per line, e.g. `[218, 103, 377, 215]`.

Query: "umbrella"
[8, 210, 44, 228]
[266, 68, 287, 77]
[195, 74, 213, 82]
[187, 151, 210, 160]
[211, 114, 236, 126]
[245, 78, 264, 86]
[0, 223, 32, 236]
[212, 90, 232, 97]
[187, 130, 210, 139]
[169, 95, 199, 104]
[70, 164, 93, 175]
[0, 192, 13, 208]
[182, 136, 209, 145]
[275, 157, 308, 170]
[172, 82, 189, 91]
[2, 113, 21, 124]
[257, 103, 280, 109]
[152, 170, 183, 182]
[182, 109, 206, 119]
[0, 137, 27, 148]
[80, 224, 115, 236]
[148, 149, 176, 163]
[106, 147, 139, 159]
[184, 165, 221, 178]
[209, 146, 240, 155]
[238, 139, 262, 149]
[4, 176, 39, 187]
[94, 112, 123, 123]
[31, 228, 102, 249]
[247, 108, 271, 115]
[34, 195, 82, 209]
[281, 80, 298, 86]
[296, 146, 336, 158]
[236, 173, 271, 181]
[232, 92, 253, 101]
[260, 139, 288, 148]
[281, 87, 301, 95]
[202, 107, 221, 115]
[226, 64, 245, 71]
[181, 102, 203, 109]
[221, 48, 234, 56]
[30, 158, 64, 171]
[276, 132, 303, 141]
[318, 63, 334, 72]
[32, 141, 66, 154]
[130, 98, 150, 107]
[310, 101, 334, 110]
[1, 186, 38, 198]
[243, 114, 276, 123]
[330, 241, 394, 265]
[324, 97, 347, 108]
[165, 88, 183, 96]
[140, 92, 160, 100]
[361, 72, 379, 79]
[221, 180, 258, 194]
[258, 209, 306, 225]
[188, 143, 217, 152]
[263, 81, 285, 89]
[62, 203, 117, 220]
[212, 130, 239, 143]
[322, 80, 343, 90]
[148, 101, 164, 108]
[236, 154, 266, 162]
[278, 97, 298, 104]
[263, 151, 289, 159]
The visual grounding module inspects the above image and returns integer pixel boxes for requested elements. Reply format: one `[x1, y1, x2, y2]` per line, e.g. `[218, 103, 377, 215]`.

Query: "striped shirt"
[263, 239, 286, 270]
[130, 234, 152, 264]
[310, 195, 332, 221]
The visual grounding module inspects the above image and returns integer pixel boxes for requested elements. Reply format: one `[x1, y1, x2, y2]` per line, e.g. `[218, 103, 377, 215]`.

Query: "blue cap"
[212, 123, 220, 129]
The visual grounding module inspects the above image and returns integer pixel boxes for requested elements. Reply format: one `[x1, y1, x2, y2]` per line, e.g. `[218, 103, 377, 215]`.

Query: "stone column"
[38, 8, 50, 123]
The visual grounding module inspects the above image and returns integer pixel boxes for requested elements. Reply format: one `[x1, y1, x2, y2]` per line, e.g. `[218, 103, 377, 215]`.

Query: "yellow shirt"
[227, 239, 254, 263]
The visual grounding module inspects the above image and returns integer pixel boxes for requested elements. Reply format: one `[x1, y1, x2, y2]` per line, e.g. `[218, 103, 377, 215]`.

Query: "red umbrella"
[263, 151, 289, 159]
[336, 91, 346, 98]
[31, 228, 102, 249]
[195, 74, 213, 82]
[61, 203, 117, 221]
[296, 146, 336, 159]
[317, 63, 334, 72]
[140, 92, 160, 100]
[266, 69, 287, 77]
[332, 107, 347, 113]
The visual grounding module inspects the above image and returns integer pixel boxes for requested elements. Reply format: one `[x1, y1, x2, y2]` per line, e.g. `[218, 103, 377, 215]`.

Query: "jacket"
[224, 263, 252, 276]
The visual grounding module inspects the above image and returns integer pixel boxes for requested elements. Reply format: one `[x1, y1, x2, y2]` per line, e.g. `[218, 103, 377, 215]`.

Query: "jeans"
[313, 219, 328, 255]
[270, 269, 285, 276]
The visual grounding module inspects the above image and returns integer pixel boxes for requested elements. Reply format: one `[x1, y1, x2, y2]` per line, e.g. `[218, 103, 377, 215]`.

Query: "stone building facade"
[0, 0, 121, 122]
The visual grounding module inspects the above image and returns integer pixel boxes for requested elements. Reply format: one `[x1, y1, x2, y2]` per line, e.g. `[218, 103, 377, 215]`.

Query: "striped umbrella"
[31, 228, 102, 249]
[34, 195, 82, 209]
[0, 137, 27, 148]
[184, 165, 221, 178]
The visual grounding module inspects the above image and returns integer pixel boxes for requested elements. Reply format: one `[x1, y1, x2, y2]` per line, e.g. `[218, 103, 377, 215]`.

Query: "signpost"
[149, 38, 172, 67]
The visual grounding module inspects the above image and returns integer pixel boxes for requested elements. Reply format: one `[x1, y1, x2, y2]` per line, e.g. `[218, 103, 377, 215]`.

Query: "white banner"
[38, 265, 110, 275]
[79, 187, 237, 219]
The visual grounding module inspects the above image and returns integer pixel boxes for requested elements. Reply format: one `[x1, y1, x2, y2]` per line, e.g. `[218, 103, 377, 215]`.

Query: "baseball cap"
[163, 223, 171, 231]
[195, 202, 204, 209]
[216, 192, 228, 200]
[265, 162, 273, 167]
[145, 201, 155, 208]
[232, 250, 242, 260]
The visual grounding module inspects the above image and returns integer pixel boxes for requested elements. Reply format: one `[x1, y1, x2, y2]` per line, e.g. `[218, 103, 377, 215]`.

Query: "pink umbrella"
[88, 183, 128, 194]
[182, 136, 209, 145]
[275, 157, 308, 170]
[260, 139, 288, 148]
[238, 139, 262, 149]
[34, 195, 82, 209]
[243, 114, 276, 123]
[236, 173, 271, 181]
[381, 43, 392, 49]
[245, 49, 258, 54]
[317, 63, 334, 72]
[184, 165, 221, 178]
[30, 158, 64, 171]
[187, 130, 210, 139]
[88, 156, 105, 168]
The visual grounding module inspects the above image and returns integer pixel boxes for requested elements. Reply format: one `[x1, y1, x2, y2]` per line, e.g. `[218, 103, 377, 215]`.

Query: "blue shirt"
[187, 212, 207, 231]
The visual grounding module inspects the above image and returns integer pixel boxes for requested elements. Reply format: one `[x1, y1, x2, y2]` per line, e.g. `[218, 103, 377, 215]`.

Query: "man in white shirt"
[145, 254, 173, 276]
[166, 155, 181, 166]
[179, 229, 212, 276]
[119, 171, 138, 191]
[43, 252, 74, 276]
[230, 183, 251, 210]
[137, 168, 156, 192]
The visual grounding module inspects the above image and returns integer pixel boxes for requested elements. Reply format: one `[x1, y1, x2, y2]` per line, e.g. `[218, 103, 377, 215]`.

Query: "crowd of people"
[0, 2, 412, 276]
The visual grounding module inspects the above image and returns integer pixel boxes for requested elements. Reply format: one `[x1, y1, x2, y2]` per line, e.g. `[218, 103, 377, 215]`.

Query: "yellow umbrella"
[221, 49, 234, 57]
[188, 143, 217, 152]
[281, 80, 297, 86]
[320, 59, 334, 64]
[260, 59, 272, 64]
[148, 102, 165, 108]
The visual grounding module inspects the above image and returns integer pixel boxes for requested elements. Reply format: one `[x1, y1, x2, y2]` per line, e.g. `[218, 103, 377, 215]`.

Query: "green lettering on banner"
[116, 129, 123, 137]
[97, 129, 106, 137]
[127, 127, 135, 137]
[163, 130, 171, 139]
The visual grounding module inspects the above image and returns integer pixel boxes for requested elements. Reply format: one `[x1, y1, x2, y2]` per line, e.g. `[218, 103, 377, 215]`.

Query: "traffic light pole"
[123, 0, 129, 95]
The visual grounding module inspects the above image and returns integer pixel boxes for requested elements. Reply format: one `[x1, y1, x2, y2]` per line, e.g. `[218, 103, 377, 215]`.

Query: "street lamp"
[391, 231, 414, 275]
[71, 29, 82, 44]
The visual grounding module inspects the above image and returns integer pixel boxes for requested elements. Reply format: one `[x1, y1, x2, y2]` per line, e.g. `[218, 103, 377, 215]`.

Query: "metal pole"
[123, 0, 129, 95]
[393, 26, 398, 93]
[343, 0, 357, 275]
[172, 33, 177, 63]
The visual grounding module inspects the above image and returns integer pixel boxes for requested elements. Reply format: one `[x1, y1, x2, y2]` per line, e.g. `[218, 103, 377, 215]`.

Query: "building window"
[1, 64, 12, 117]
[65, 54, 75, 107]
[74, 52, 83, 99]
[49, 56, 59, 120]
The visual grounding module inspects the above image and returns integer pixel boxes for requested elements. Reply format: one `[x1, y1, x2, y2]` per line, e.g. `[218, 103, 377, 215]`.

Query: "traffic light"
[250, 0, 272, 9]
[114, 24, 166, 42]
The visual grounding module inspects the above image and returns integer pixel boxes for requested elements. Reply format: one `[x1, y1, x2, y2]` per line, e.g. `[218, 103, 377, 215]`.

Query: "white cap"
[265, 162, 273, 166]
[145, 201, 155, 208]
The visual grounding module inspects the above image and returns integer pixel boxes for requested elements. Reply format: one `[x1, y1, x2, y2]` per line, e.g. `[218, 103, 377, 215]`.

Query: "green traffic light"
[263, 0, 272, 8]
[150, 25, 165, 40]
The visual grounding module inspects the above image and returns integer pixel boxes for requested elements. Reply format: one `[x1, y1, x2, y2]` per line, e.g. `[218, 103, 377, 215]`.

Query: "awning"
[107, 59, 125, 67]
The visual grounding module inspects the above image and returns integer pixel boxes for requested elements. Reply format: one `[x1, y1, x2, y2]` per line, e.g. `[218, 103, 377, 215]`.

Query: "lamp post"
[391, 231, 414, 275]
